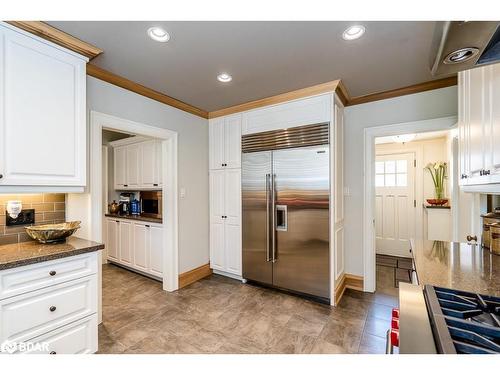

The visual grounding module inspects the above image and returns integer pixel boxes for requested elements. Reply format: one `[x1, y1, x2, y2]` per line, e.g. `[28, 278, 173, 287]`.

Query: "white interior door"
[375, 153, 415, 257]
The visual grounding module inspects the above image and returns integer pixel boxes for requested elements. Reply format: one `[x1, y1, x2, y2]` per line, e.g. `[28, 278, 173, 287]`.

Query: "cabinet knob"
[0, 174, 3, 179]
[466, 235, 477, 242]
[153, 183, 158, 186]
[49, 306, 57, 312]
[49, 351, 56, 355]
[145, 224, 150, 228]
[49, 270, 56, 276]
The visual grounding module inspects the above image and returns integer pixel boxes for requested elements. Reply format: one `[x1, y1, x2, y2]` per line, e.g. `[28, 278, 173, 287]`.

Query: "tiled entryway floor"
[99, 264, 398, 354]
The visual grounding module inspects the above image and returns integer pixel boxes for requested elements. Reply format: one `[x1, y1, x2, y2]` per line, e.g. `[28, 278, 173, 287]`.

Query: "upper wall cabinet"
[112, 138, 162, 190]
[458, 63, 500, 187]
[0, 23, 87, 189]
[241, 94, 331, 135]
[209, 114, 241, 170]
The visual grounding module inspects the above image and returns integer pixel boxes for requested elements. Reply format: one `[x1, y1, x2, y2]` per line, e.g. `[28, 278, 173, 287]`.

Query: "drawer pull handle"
[49, 351, 56, 355]
[49, 306, 57, 312]
[49, 270, 56, 276]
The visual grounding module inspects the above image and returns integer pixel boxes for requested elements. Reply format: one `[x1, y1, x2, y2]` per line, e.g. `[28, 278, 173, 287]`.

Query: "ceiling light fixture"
[217, 73, 232, 83]
[147, 27, 170, 43]
[392, 134, 416, 143]
[342, 25, 365, 41]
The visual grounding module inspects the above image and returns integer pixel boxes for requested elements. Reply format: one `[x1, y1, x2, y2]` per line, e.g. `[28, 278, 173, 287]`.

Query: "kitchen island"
[0, 237, 103, 354]
[410, 239, 500, 297]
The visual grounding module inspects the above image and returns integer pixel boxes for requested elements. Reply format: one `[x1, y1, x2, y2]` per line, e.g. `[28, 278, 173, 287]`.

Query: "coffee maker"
[118, 193, 134, 215]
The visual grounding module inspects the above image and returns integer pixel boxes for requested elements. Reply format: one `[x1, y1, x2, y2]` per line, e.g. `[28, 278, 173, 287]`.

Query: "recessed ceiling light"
[342, 25, 365, 41]
[217, 73, 232, 83]
[147, 27, 170, 43]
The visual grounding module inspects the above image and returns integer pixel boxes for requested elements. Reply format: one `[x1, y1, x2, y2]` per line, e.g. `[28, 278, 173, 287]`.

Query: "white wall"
[84, 76, 209, 274]
[344, 86, 458, 276]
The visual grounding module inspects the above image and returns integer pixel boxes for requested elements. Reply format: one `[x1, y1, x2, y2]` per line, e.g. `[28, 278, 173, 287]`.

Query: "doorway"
[363, 116, 458, 292]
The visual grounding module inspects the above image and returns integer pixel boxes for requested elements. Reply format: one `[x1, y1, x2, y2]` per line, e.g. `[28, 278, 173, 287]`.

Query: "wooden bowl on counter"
[426, 198, 449, 206]
[25, 221, 81, 244]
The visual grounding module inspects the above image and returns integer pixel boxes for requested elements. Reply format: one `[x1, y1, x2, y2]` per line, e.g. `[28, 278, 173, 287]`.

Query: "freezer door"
[242, 151, 273, 284]
[272, 146, 330, 299]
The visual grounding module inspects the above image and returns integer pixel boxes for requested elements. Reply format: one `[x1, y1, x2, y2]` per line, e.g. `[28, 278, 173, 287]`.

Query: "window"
[375, 159, 408, 187]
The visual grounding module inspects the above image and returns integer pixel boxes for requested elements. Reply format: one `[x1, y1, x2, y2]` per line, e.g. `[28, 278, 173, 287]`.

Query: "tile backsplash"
[0, 193, 66, 245]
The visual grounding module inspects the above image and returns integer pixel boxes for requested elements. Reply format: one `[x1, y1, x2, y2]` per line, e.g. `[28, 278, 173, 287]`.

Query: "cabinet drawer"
[0, 253, 98, 300]
[6, 314, 98, 354]
[0, 276, 97, 344]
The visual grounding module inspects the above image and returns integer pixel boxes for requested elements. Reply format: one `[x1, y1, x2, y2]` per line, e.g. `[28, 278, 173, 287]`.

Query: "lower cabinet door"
[132, 223, 149, 272]
[0, 276, 97, 344]
[119, 221, 133, 265]
[106, 219, 119, 262]
[10, 314, 98, 354]
[224, 222, 242, 276]
[148, 225, 163, 277]
[210, 221, 225, 271]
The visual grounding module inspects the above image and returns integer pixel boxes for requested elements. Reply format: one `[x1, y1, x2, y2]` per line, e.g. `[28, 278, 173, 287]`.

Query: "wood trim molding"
[346, 76, 457, 106]
[6, 21, 103, 60]
[178, 263, 212, 288]
[334, 273, 364, 305]
[208, 80, 340, 119]
[87, 64, 209, 119]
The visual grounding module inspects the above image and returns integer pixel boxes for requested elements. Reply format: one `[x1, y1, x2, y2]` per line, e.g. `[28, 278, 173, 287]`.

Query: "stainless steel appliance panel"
[242, 151, 273, 285]
[272, 146, 330, 299]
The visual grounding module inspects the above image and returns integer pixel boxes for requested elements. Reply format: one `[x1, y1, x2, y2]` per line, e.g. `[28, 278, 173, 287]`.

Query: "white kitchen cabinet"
[133, 223, 149, 272]
[148, 225, 163, 278]
[0, 23, 87, 190]
[0, 252, 98, 354]
[209, 114, 241, 170]
[105, 217, 163, 279]
[459, 63, 500, 187]
[209, 169, 242, 277]
[106, 219, 119, 262]
[112, 138, 162, 190]
[119, 221, 133, 266]
[114, 146, 127, 189]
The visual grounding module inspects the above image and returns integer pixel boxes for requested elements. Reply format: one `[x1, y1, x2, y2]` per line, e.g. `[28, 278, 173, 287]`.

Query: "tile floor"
[98, 263, 398, 354]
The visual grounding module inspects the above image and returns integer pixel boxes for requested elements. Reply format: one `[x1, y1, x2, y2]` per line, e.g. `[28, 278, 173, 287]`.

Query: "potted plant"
[425, 162, 448, 206]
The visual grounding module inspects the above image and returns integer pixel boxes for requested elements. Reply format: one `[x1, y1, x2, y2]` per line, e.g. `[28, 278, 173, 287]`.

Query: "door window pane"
[385, 174, 395, 187]
[397, 173, 407, 187]
[396, 160, 407, 173]
[385, 160, 396, 173]
[375, 174, 385, 187]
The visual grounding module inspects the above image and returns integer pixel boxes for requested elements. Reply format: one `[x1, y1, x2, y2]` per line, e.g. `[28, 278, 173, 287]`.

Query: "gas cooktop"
[424, 285, 500, 354]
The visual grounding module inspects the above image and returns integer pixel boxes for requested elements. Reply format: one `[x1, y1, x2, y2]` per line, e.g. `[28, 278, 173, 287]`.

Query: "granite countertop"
[105, 213, 162, 224]
[411, 239, 500, 297]
[0, 237, 104, 270]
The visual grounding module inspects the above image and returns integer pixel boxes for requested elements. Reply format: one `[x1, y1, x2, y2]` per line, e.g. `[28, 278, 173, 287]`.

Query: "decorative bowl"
[426, 198, 449, 206]
[25, 221, 81, 243]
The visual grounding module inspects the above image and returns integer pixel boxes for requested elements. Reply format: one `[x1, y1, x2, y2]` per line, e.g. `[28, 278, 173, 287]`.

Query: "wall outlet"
[6, 209, 35, 226]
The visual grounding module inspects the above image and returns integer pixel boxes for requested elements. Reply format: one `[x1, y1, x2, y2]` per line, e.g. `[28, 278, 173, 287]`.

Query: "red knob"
[390, 329, 399, 347]
[392, 308, 400, 319]
[391, 317, 399, 329]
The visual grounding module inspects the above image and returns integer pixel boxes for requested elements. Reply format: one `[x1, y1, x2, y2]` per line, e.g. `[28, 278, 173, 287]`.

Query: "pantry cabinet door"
[140, 140, 157, 188]
[224, 222, 242, 276]
[126, 144, 141, 188]
[467, 67, 486, 178]
[209, 170, 225, 220]
[210, 222, 225, 271]
[148, 225, 163, 277]
[224, 169, 241, 222]
[489, 63, 500, 180]
[132, 223, 148, 272]
[114, 146, 127, 189]
[224, 115, 242, 169]
[0, 25, 86, 187]
[209, 118, 225, 170]
[106, 220, 119, 262]
[118, 221, 133, 265]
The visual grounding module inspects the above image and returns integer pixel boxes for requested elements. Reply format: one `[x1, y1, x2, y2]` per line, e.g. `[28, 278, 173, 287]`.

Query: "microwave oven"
[140, 191, 162, 219]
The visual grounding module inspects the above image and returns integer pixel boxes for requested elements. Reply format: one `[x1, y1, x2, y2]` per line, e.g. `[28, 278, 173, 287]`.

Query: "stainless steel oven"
[140, 191, 162, 219]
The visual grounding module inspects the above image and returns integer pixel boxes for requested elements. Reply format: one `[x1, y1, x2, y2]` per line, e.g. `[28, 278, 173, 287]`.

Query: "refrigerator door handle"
[271, 173, 277, 262]
[265, 173, 271, 262]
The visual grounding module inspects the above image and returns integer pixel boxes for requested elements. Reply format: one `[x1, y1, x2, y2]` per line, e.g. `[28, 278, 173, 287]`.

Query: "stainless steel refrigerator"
[242, 123, 330, 302]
